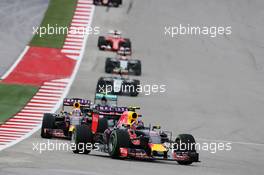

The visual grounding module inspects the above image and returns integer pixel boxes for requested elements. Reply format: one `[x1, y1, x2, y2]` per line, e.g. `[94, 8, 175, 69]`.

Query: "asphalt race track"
[1, 0, 264, 174]
[0, 0, 48, 77]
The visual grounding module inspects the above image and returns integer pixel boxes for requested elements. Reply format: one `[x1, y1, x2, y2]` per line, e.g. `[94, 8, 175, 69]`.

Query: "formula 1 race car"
[96, 76, 140, 96]
[72, 107, 199, 165]
[105, 53, 142, 76]
[41, 98, 91, 140]
[93, 0, 122, 7]
[97, 30, 132, 54]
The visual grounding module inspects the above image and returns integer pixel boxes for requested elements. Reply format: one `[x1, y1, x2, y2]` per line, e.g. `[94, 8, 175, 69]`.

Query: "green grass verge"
[30, 0, 77, 48]
[0, 84, 38, 123]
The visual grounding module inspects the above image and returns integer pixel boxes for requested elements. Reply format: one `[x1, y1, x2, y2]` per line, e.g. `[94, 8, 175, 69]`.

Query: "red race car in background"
[97, 30, 132, 55]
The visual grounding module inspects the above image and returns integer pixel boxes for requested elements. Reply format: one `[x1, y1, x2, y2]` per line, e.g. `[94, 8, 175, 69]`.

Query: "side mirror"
[152, 125, 161, 130]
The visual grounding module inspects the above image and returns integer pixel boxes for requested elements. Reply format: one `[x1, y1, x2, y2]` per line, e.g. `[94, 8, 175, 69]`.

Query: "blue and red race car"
[41, 98, 91, 140]
[72, 107, 199, 165]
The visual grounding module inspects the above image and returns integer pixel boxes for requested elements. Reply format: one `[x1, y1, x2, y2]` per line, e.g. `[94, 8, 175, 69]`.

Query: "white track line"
[20, 109, 49, 113]
[64, 42, 83, 46]
[32, 96, 59, 100]
[35, 92, 61, 97]
[17, 113, 43, 117]
[13, 115, 42, 119]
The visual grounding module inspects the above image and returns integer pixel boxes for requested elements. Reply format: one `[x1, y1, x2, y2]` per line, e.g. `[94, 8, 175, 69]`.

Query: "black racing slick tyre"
[175, 134, 196, 165]
[135, 60, 142, 76]
[93, 0, 99, 5]
[105, 58, 113, 73]
[41, 113, 55, 138]
[72, 125, 93, 154]
[98, 36, 106, 50]
[112, 0, 121, 7]
[119, 39, 131, 49]
[108, 129, 130, 158]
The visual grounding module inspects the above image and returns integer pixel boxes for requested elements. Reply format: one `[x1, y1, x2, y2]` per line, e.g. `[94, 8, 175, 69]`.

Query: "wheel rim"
[109, 134, 117, 154]
[71, 131, 77, 150]
[109, 135, 114, 152]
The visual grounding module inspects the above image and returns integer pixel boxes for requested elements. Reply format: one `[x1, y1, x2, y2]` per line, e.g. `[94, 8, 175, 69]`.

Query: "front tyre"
[175, 134, 196, 165]
[108, 129, 130, 158]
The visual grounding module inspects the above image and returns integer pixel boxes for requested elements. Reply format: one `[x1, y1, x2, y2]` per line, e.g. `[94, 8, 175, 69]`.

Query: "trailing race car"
[72, 107, 199, 165]
[97, 30, 131, 54]
[105, 53, 142, 76]
[93, 0, 122, 7]
[41, 98, 91, 140]
[96, 76, 140, 96]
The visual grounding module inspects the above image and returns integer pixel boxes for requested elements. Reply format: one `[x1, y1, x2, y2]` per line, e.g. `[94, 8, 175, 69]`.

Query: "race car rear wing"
[95, 105, 127, 115]
[63, 98, 91, 108]
[108, 30, 122, 36]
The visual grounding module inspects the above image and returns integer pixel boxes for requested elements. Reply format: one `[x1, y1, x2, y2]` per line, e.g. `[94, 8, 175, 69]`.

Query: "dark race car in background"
[96, 76, 140, 96]
[105, 52, 141, 76]
[41, 98, 91, 140]
[72, 107, 199, 165]
[93, 0, 122, 7]
[97, 30, 131, 55]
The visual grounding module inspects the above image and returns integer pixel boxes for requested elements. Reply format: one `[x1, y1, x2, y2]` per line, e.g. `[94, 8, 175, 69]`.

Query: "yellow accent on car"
[127, 111, 138, 126]
[69, 125, 75, 132]
[150, 144, 167, 152]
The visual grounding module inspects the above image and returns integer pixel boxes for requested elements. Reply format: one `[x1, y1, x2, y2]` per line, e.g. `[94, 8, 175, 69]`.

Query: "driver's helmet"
[128, 112, 139, 127]
[101, 96, 108, 106]
[71, 108, 82, 117]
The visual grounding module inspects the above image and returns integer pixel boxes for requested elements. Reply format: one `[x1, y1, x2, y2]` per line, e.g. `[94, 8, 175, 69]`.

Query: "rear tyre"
[41, 113, 55, 138]
[98, 36, 106, 50]
[135, 60, 142, 76]
[105, 58, 113, 73]
[108, 129, 130, 158]
[72, 125, 93, 154]
[119, 39, 131, 50]
[112, 0, 121, 7]
[175, 134, 196, 165]
[93, 0, 99, 5]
